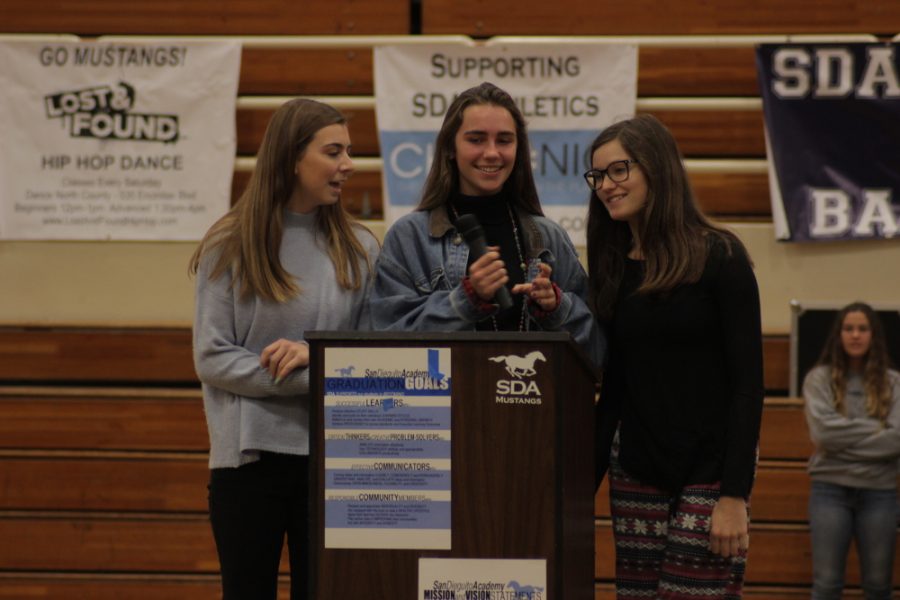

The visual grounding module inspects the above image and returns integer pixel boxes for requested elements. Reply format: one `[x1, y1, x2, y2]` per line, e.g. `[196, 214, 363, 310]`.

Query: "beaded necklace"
[450, 201, 529, 332]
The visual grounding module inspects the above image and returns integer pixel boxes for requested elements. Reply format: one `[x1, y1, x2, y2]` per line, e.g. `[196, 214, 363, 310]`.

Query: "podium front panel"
[307, 332, 596, 600]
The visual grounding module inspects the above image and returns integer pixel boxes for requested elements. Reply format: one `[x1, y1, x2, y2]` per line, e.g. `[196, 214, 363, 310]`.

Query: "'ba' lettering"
[809, 188, 898, 238]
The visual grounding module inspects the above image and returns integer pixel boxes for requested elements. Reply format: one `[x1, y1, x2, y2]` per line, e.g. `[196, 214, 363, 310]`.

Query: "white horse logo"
[488, 351, 546, 378]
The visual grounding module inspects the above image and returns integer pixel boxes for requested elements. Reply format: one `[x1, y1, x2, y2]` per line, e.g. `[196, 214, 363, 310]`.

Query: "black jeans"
[208, 452, 309, 600]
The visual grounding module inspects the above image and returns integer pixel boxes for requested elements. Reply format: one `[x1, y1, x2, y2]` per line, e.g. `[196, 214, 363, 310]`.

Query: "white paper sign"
[418, 558, 547, 599]
[0, 39, 241, 240]
[324, 346, 452, 549]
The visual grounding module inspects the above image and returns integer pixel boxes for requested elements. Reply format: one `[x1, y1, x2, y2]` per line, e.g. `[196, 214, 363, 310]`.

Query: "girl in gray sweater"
[804, 302, 900, 600]
[189, 98, 379, 600]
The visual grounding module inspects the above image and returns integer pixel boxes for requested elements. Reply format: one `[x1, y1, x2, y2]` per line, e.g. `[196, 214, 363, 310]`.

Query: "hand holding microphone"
[454, 214, 514, 310]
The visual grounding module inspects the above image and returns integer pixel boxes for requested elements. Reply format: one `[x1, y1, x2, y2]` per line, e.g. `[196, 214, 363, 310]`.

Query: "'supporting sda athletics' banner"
[374, 42, 637, 246]
[0, 39, 241, 240]
[756, 43, 900, 242]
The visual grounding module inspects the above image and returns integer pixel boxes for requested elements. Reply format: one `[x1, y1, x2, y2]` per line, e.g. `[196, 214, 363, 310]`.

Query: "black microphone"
[454, 213, 514, 310]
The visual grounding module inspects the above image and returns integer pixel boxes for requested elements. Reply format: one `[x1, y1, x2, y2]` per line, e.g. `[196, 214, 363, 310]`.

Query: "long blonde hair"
[189, 98, 372, 301]
[817, 302, 894, 423]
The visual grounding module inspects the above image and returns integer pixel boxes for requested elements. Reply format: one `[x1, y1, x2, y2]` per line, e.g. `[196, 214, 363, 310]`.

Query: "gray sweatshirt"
[193, 209, 379, 468]
[803, 364, 900, 489]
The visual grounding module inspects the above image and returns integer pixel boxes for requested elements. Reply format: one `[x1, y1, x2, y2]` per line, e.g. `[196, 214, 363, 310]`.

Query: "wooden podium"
[306, 331, 598, 599]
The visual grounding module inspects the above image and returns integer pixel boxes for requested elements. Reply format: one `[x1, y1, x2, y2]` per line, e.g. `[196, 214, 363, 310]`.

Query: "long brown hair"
[189, 98, 372, 301]
[817, 302, 894, 423]
[417, 82, 542, 216]
[586, 114, 745, 322]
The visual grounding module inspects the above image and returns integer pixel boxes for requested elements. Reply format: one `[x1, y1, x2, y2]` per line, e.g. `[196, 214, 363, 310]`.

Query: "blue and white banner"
[374, 42, 638, 246]
[756, 43, 900, 242]
[0, 38, 241, 240]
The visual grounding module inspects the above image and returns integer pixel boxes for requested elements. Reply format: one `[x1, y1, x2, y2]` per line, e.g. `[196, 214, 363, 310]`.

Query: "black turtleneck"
[449, 189, 527, 331]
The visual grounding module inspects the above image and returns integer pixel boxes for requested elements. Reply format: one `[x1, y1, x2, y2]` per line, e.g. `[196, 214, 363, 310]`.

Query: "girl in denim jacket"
[370, 82, 603, 367]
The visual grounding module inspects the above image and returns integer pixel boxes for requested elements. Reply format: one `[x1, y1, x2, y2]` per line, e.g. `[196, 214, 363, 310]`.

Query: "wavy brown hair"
[817, 302, 894, 423]
[585, 114, 746, 322]
[189, 98, 372, 301]
[417, 82, 542, 216]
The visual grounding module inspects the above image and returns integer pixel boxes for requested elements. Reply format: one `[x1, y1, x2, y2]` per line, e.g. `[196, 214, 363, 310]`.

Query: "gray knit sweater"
[804, 365, 900, 489]
[193, 209, 379, 468]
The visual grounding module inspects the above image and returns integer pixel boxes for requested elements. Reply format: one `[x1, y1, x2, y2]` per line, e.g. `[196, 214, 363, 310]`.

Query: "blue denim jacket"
[370, 205, 606, 367]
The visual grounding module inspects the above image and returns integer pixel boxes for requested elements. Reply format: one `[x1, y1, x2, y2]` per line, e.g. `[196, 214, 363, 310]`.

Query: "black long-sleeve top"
[595, 237, 764, 498]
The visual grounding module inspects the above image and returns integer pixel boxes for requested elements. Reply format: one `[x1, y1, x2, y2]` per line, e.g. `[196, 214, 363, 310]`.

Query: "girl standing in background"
[804, 302, 900, 600]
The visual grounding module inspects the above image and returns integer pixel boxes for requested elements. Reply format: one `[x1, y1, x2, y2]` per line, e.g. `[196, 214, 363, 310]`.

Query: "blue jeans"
[808, 481, 896, 600]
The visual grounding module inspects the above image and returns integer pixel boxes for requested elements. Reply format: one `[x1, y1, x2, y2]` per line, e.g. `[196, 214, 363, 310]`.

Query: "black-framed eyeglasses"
[583, 159, 639, 190]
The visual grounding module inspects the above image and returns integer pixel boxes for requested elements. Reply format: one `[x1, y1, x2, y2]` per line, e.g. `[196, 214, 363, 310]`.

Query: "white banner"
[374, 41, 637, 246]
[0, 39, 241, 240]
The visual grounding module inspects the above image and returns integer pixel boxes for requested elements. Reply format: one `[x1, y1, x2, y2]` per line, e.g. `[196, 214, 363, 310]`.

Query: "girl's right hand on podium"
[261, 339, 309, 383]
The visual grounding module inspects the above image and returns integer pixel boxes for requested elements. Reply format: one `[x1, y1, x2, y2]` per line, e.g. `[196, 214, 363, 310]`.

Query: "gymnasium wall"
[2, 1, 900, 332]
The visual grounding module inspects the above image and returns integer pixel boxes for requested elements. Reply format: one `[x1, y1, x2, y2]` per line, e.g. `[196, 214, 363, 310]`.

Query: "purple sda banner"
[756, 43, 900, 242]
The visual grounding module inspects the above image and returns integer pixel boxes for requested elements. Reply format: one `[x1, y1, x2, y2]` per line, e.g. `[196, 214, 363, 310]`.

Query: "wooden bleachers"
[0, 383, 219, 599]
[1, 1, 410, 35]
[595, 395, 900, 595]
[8, 0, 884, 220]
[0, 325, 859, 598]
[231, 50, 772, 219]
[0, 326, 792, 390]
[231, 98, 770, 220]
[418, 0, 900, 36]
[4, 0, 900, 596]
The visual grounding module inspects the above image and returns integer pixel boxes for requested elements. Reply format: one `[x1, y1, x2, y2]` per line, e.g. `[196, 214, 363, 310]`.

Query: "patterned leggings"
[608, 442, 748, 599]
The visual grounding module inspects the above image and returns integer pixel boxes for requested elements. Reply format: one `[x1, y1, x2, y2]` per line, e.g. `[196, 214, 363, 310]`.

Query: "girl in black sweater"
[586, 114, 764, 599]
